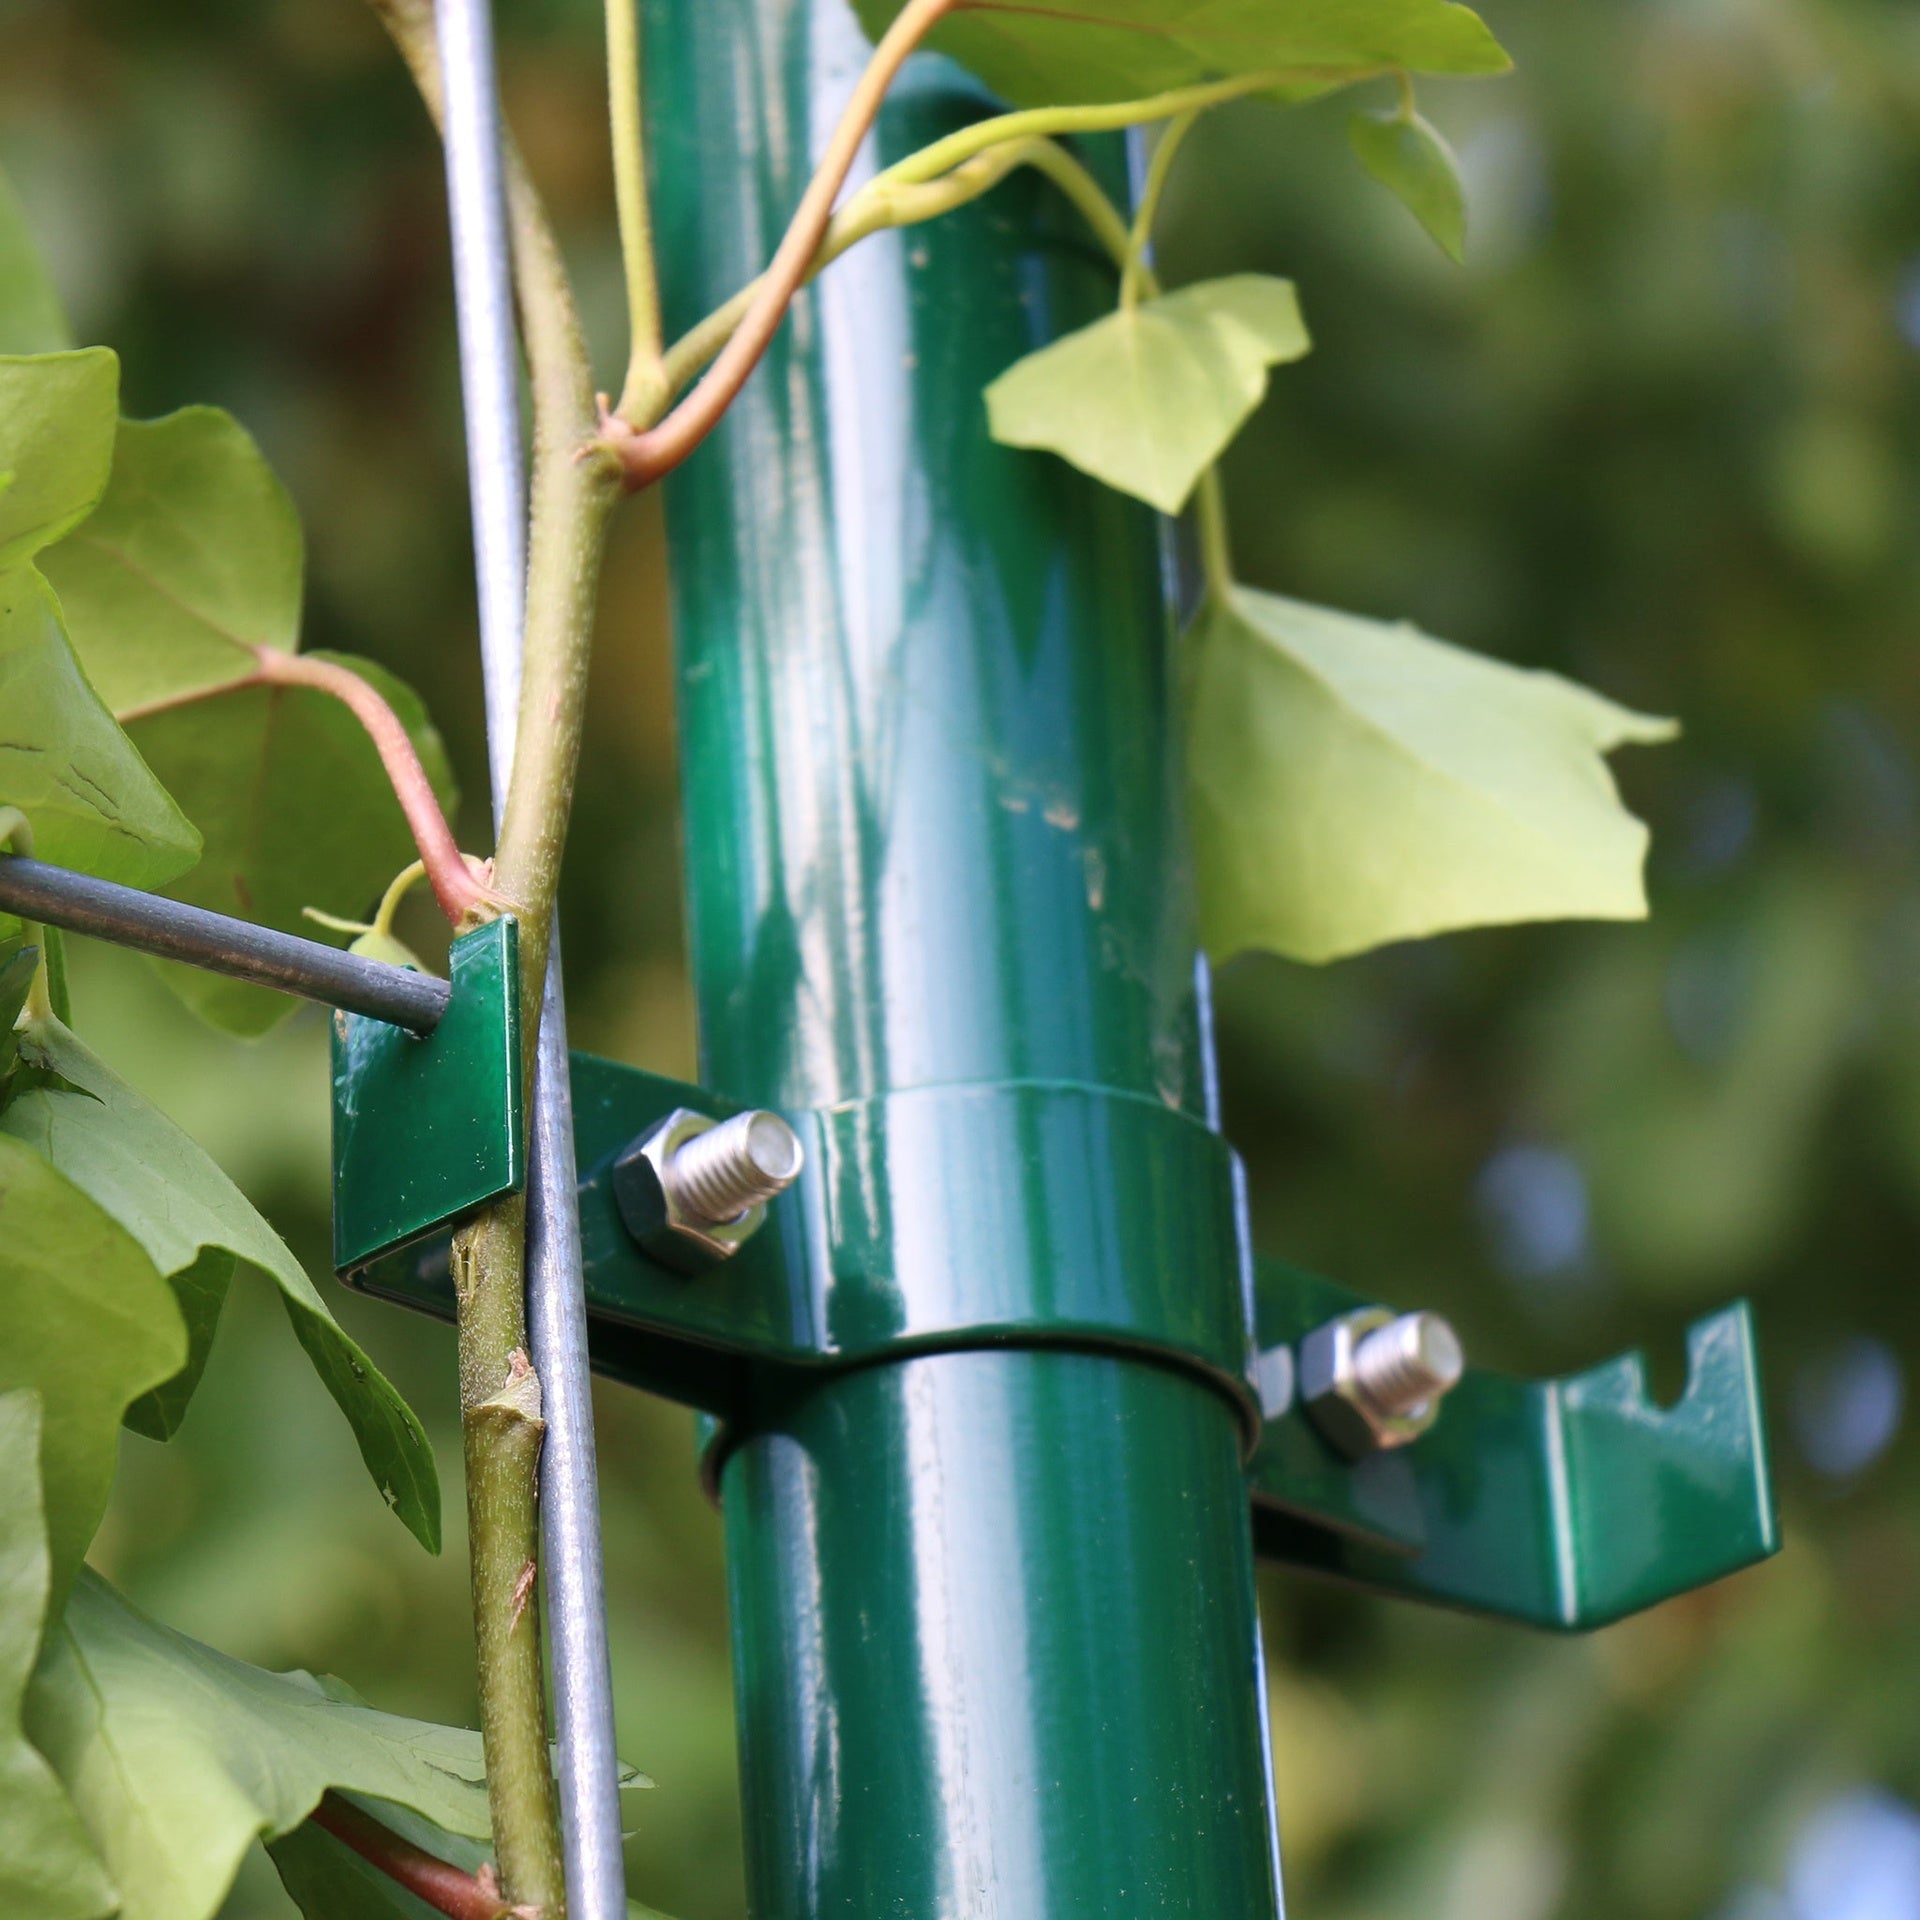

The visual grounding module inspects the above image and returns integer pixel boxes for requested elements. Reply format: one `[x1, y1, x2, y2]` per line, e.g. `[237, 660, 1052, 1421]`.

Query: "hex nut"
[1300, 1307, 1460, 1459]
[611, 1108, 768, 1274]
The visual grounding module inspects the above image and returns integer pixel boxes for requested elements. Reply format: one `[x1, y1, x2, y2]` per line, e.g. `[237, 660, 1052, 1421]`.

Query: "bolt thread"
[1352, 1312, 1464, 1418]
[664, 1110, 804, 1225]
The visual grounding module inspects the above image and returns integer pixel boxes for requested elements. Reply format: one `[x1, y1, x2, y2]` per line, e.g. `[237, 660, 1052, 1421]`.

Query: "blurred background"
[3, 0, 1919, 1915]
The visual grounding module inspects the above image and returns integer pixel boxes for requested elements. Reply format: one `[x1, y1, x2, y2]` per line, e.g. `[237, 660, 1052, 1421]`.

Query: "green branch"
[659, 136, 1131, 400]
[1120, 108, 1197, 312]
[606, 0, 667, 423]
[598, 0, 959, 487]
[364, 2, 621, 1910]
[873, 64, 1382, 189]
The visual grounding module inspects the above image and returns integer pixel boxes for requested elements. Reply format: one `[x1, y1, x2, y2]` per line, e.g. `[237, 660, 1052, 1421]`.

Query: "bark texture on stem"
[368, 2, 617, 1910]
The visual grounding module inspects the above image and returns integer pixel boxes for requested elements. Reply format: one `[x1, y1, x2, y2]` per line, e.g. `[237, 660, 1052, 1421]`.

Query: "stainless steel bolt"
[1350, 1311, 1463, 1420]
[610, 1106, 805, 1273]
[661, 1109, 804, 1225]
[1301, 1307, 1465, 1458]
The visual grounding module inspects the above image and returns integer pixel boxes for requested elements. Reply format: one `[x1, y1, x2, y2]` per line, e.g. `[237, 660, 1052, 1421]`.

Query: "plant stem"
[1120, 108, 1197, 312]
[0, 809, 53, 1023]
[367, 3, 619, 1911]
[598, 0, 957, 488]
[1195, 466, 1236, 604]
[247, 647, 489, 923]
[660, 136, 1130, 399]
[311, 1794, 517, 1920]
[605, 0, 667, 423]
[874, 65, 1380, 189]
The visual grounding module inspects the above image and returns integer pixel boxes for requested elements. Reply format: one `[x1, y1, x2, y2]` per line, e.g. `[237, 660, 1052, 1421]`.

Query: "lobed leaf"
[25, 1571, 491, 1920]
[0, 567, 201, 891]
[1, 1014, 441, 1551]
[0, 351, 117, 573]
[0, 169, 71, 357]
[40, 407, 303, 715]
[124, 653, 457, 1036]
[1348, 106, 1468, 261]
[854, 0, 1508, 110]
[0, 1391, 118, 1920]
[0, 1135, 186, 1605]
[1186, 587, 1677, 963]
[986, 274, 1309, 513]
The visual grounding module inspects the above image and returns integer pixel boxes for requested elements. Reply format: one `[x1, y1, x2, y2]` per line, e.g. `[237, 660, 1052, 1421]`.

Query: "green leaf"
[124, 652, 457, 1036]
[39, 408, 303, 715]
[0, 1392, 119, 1920]
[0, 568, 201, 889]
[0, 1015, 441, 1552]
[0, 1134, 186, 1604]
[0, 351, 117, 572]
[1348, 106, 1468, 262]
[986, 275, 1309, 514]
[1186, 587, 1678, 964]
[26, 1571, 491, 1920]
[855, 0, 1509, 110]
[0, 169, 71, 356]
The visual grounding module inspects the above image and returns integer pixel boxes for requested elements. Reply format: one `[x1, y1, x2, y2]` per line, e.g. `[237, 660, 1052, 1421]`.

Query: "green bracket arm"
[1246, 1259, 1780, 1630]
[328, 927, 1779, 1632]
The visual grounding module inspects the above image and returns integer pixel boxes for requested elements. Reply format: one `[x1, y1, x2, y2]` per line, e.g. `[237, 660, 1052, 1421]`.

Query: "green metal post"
[646, 6, 1284, 1914]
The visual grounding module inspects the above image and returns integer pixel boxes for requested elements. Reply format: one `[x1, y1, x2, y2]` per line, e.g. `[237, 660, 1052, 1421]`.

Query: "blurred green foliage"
[4, 0, 1920, 1916]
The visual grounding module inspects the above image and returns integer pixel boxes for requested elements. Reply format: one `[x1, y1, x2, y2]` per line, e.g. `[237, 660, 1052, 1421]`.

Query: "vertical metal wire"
[434, 5, 628, 1914]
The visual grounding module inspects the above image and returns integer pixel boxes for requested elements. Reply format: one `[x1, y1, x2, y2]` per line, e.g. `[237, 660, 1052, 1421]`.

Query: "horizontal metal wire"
[0, 854, 449, 1032]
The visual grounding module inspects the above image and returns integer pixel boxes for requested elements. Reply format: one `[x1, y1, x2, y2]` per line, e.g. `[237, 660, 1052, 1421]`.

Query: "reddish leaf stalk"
[247, 647, 491, 924]
[310, 1793, 529, 1920]
[597, 0, 956, 485]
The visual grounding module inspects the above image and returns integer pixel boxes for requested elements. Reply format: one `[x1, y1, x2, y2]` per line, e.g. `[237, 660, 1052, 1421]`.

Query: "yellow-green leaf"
[40, 407, 302, 714]
[854, 0, 1508, 111]
[2, 1015, 441, 1553]
[986, 275, 1309, 514]
[0, 351, 116, 573]
[0, 568, 200, 891]
[0, 1391, 118, 1920]
[1187, 587, 1678, 964]
[0, 1136, 187, 1606]
[1348, 107, 1468, 262]
[26, 1573, 491, 1920]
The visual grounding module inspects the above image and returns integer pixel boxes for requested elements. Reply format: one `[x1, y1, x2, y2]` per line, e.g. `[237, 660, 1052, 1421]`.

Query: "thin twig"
[659, 135, 1130, 399]
[597, 0, 958, 487]
[872, 66, 1344, 187]
[605, 0, 667, 421]
[1120, 108, 1197, 311]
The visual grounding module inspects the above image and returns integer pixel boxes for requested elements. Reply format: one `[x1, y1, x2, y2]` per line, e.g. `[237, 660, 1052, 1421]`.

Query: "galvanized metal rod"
[0, 853, 449, 1032]
[433, 5, 627, 1916]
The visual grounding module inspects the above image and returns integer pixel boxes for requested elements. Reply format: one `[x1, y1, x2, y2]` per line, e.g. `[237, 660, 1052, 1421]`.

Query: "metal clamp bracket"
[1247, 1259, 1778, 1629]
[325, 917, 1778, 1632]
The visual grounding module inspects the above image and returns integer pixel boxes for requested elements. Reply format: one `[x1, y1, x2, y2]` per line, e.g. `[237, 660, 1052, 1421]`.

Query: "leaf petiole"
[1120, 108, 1198, 312]
[660, 137, 1131, 400]
[605, 0, 668, 423]
[0, 806, 53, 1023]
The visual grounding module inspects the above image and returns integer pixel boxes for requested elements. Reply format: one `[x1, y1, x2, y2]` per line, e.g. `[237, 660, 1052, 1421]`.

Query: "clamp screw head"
[611, 1107, 804, 1273]
[1301, 1308, 1464, 1458]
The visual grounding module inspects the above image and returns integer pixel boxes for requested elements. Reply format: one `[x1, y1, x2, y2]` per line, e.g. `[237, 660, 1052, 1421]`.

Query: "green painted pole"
[647, 6, 1285, 1912]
